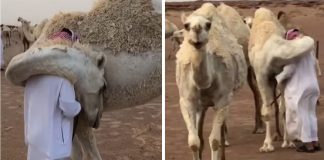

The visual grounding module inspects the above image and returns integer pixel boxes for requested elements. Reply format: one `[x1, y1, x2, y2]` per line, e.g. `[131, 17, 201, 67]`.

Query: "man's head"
[285, 29, 300, 40]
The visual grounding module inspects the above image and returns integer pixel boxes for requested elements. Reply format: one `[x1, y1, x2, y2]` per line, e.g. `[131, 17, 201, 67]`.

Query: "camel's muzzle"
[91, 111, 101, 129]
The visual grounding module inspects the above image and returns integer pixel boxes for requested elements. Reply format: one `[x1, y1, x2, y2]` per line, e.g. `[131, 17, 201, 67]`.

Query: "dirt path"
[166, 3, 324, 160]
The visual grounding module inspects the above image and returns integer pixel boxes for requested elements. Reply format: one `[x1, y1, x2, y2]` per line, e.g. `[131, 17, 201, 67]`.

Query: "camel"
[17, 17, 48, 51]
[243, 16, 253, 29]
[165, 19, 183, 56]
[6, 0, 161, 159]
[277, 11, 322, 77]
[167, 3, 264, 134]
[166, 19, 179, 38]
[244, 10, 322, 139]
[6, 40, 107, 127]
[215, 3, 264, 134]
[176, 3, 247, 160]
[248, 7, 315, 152]
[1, 24, 12, 48]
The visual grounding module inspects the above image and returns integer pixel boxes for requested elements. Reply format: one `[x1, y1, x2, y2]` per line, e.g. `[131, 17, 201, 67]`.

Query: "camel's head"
[18, 17, 30, 25]
[74, 53, 107, 128]
[243, 16, 253, 29]
[181, 14, 211, 48]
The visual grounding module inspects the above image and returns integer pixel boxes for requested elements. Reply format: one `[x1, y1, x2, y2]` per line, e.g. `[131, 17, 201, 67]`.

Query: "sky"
[1, 0, 94, 25]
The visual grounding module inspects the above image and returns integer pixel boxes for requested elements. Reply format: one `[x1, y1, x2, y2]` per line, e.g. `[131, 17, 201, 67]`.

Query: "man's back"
[24, 75, 80, 159]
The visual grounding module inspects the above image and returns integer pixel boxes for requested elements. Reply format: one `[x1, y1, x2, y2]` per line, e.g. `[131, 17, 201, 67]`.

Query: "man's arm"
[58, 79, 81, 118]
[276, 63, 297, 85]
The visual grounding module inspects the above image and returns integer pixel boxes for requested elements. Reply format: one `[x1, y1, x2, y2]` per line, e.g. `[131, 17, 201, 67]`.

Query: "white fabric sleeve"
[58, 79, 81, 118]
[276, 63, 297, 85]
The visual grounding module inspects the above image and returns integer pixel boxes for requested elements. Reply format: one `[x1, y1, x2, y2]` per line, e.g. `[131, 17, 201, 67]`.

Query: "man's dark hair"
[61, 28, 73, 36]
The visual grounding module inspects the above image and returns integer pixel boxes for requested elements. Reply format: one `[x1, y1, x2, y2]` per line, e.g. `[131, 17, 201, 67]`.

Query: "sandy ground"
[166, 2, 324, 160]
[1, 33, 162, 160]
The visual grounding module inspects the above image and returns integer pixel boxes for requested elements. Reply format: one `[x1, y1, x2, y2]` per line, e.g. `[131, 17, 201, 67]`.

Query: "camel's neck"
[103, 49, 162, 111]
[20, 23, 35, 42]
[191, 47, 210, 89]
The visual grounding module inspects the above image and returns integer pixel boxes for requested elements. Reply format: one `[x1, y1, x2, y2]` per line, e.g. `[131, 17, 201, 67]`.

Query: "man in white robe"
[24, 75, 81, 160]
[276, 29, 320, 152]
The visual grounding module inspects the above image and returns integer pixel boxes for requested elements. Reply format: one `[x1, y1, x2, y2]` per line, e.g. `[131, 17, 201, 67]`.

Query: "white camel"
[176, 3, 247, 160]
[1, 24, 12, 47]
[216, 3, 265, 134]
[6, 0, 161, 160]
[248, 7, 315, 152]
[166, 19, 179, 38]
[17, 17, 48, 51]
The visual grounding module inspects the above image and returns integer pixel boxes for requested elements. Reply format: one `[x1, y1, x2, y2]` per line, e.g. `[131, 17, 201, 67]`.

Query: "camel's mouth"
[189, 39, 206, 49]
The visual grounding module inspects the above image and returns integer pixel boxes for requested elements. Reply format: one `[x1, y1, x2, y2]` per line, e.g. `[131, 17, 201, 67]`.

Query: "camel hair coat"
[24, 75, 81, 160]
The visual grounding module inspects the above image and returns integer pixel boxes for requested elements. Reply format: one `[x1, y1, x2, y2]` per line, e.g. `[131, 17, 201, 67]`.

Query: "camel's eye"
[205, 22, 211, 31]
[184, 23, 190, 31]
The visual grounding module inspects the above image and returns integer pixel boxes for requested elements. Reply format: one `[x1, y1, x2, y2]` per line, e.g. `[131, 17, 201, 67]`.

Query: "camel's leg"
[209, 106, 228, 160]
[316, 59, 322, 76]
[71, 135, 84, 160]
[248, 67, 264, 134]
[196, 107, 206, 159]
[220, 123, 226, 160]
[8, 32, 11, 46]
[256, 75, 275, 152]
[75, 114, 102, 160]
[179, 98, 200, 160]
[272, 88, 282, 141]
[224, 122, 230, 147]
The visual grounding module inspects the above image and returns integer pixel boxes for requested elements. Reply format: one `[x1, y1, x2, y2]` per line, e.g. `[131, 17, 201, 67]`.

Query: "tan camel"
[176, 3, 247, 160]
[216, 3, 264, 134]
[6, 0, 161, 160]
[17, 17, 48, 51]
[1, 24, 12, 47]
[249, 8, 314, 152]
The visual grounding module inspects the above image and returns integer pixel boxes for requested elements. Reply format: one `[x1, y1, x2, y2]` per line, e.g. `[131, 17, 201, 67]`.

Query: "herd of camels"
[4, 0, 161, 159]
[167, 2, 321, 160]
[1, 0, 322, 160]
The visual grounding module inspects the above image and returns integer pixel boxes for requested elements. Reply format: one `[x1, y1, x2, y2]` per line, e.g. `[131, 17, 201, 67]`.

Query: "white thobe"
[24, 75, 81, 160]
[276, 51, 320, 142]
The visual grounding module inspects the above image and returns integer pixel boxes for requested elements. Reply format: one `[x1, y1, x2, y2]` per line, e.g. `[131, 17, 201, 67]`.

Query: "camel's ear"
[206, 16, 212, 23]
[277, 11, 288, 28]
[277, 11, 285, 20]
[181, 12, 187, 24]
[96, 54, 106, 69]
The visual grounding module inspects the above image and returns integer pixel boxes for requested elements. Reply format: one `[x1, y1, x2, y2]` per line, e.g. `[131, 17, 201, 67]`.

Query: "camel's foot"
[219, 140, 230, 147]
[259, 142, 275, 152]
[225, 140, 230, 147]
[253, 126, 265, 134]
[281, 141, 295, 148]
[188, 133, 200, 150]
